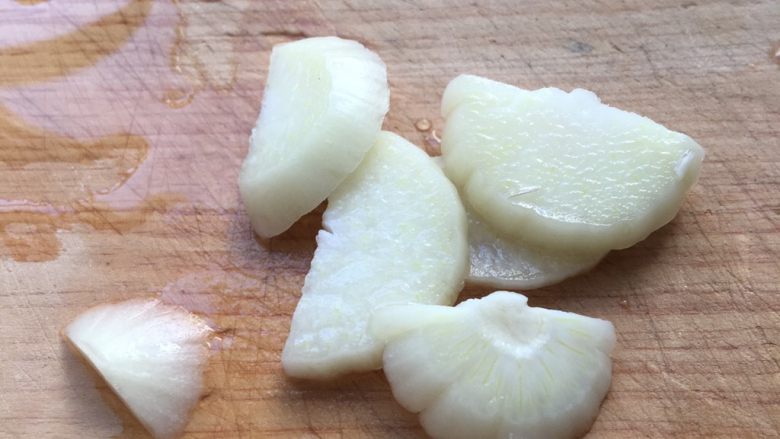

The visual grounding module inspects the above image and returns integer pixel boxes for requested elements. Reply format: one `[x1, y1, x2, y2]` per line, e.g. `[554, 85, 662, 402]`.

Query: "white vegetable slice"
[282, 131, 468, 379]
[467, 208, 608, 289]
[64, 299, 213, 439]
[239, 36, 389, 238]
[371, 291, 616, 439]
[442, 74, 704, 251]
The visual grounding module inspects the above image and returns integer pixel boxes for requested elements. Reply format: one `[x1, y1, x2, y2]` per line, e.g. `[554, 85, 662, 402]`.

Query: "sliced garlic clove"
[239, 36, 389, 238]
[442, 74, 704, 251]
[282, 131, 468, 379]
[467, 208, 608, 289]
[372, 291, 616, 439]
[64, 299, 213, 439]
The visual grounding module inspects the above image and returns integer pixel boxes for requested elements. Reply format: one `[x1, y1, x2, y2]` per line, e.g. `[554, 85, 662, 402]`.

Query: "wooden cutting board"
[0, 0, 777, 437]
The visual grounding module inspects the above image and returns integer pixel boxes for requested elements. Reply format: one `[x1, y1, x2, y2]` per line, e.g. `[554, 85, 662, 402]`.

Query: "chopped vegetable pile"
[63, 36, 703, 439]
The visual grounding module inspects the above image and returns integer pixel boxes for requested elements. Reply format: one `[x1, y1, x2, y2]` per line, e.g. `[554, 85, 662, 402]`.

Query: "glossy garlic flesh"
[282, 131, 468, 379]
[467, 208, 608, 289]
[371, 291, 616, 439]
[64, 299, 213, 439]
[239, 36, 389, 238]
[442, 74, 704, 251]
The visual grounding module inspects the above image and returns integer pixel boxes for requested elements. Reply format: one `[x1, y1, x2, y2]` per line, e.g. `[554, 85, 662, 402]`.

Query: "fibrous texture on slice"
[442, 74, 704, 251]
[239, 36, 389, 238]
[64, 299, 213, 439]
[372, 291, 616, 439]
[467, 208, 607, 289]
[282, 131, 468, 379]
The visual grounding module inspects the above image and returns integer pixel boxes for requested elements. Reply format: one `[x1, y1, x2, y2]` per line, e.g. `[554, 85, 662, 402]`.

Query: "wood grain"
[0, 0, 778, 438]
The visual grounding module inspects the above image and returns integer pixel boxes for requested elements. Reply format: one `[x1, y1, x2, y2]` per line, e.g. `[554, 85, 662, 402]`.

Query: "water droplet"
[424, 129, 441, 156]
[0, 105, 149, 201]
[163, 88, 195, 109]
[415, 118, 432, 132]
[772, 42, 780, 65]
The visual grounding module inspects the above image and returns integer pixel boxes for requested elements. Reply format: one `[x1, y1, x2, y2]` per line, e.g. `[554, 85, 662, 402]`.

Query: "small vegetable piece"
[239, 36, 389, 238]
[442, 74, 704, 251]
[64, 299, 213, 439]
[371, 291, 616, 439]
[282, 131, 468, 379]
[467, 208, 607, 289]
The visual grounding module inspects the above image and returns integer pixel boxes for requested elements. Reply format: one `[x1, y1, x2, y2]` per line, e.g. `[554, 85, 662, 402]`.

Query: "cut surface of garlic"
[442, 74, 704, 251]
[64, 299, 213, 439]
[372, 291, 616, 439]
[282, 131, 468, 379]
[467, 208, 608, 289]
[239, 36, 389, 238]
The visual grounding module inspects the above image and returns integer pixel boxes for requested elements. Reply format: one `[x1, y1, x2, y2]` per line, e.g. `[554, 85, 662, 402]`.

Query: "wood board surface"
[0, 0, 778, 437]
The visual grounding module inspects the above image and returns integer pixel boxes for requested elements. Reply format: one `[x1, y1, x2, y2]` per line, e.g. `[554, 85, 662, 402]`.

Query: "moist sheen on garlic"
[64, 299, 213, 439]
[467, 207, 608, 289]
[239, 36, 389, 238]
[282, 131, 468, 379]
[371, 291, 616, 439]
[441, 74, 704, 251]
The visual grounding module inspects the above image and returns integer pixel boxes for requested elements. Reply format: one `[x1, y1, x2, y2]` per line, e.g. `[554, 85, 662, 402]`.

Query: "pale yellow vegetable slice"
[282, 131, 468, 379]
[467, 208, 607, 289]
[372, 291, 616, 439]
[442, 74, 704, 251]
[64, 299, 213, 439]
[239, 36, 389, 238]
